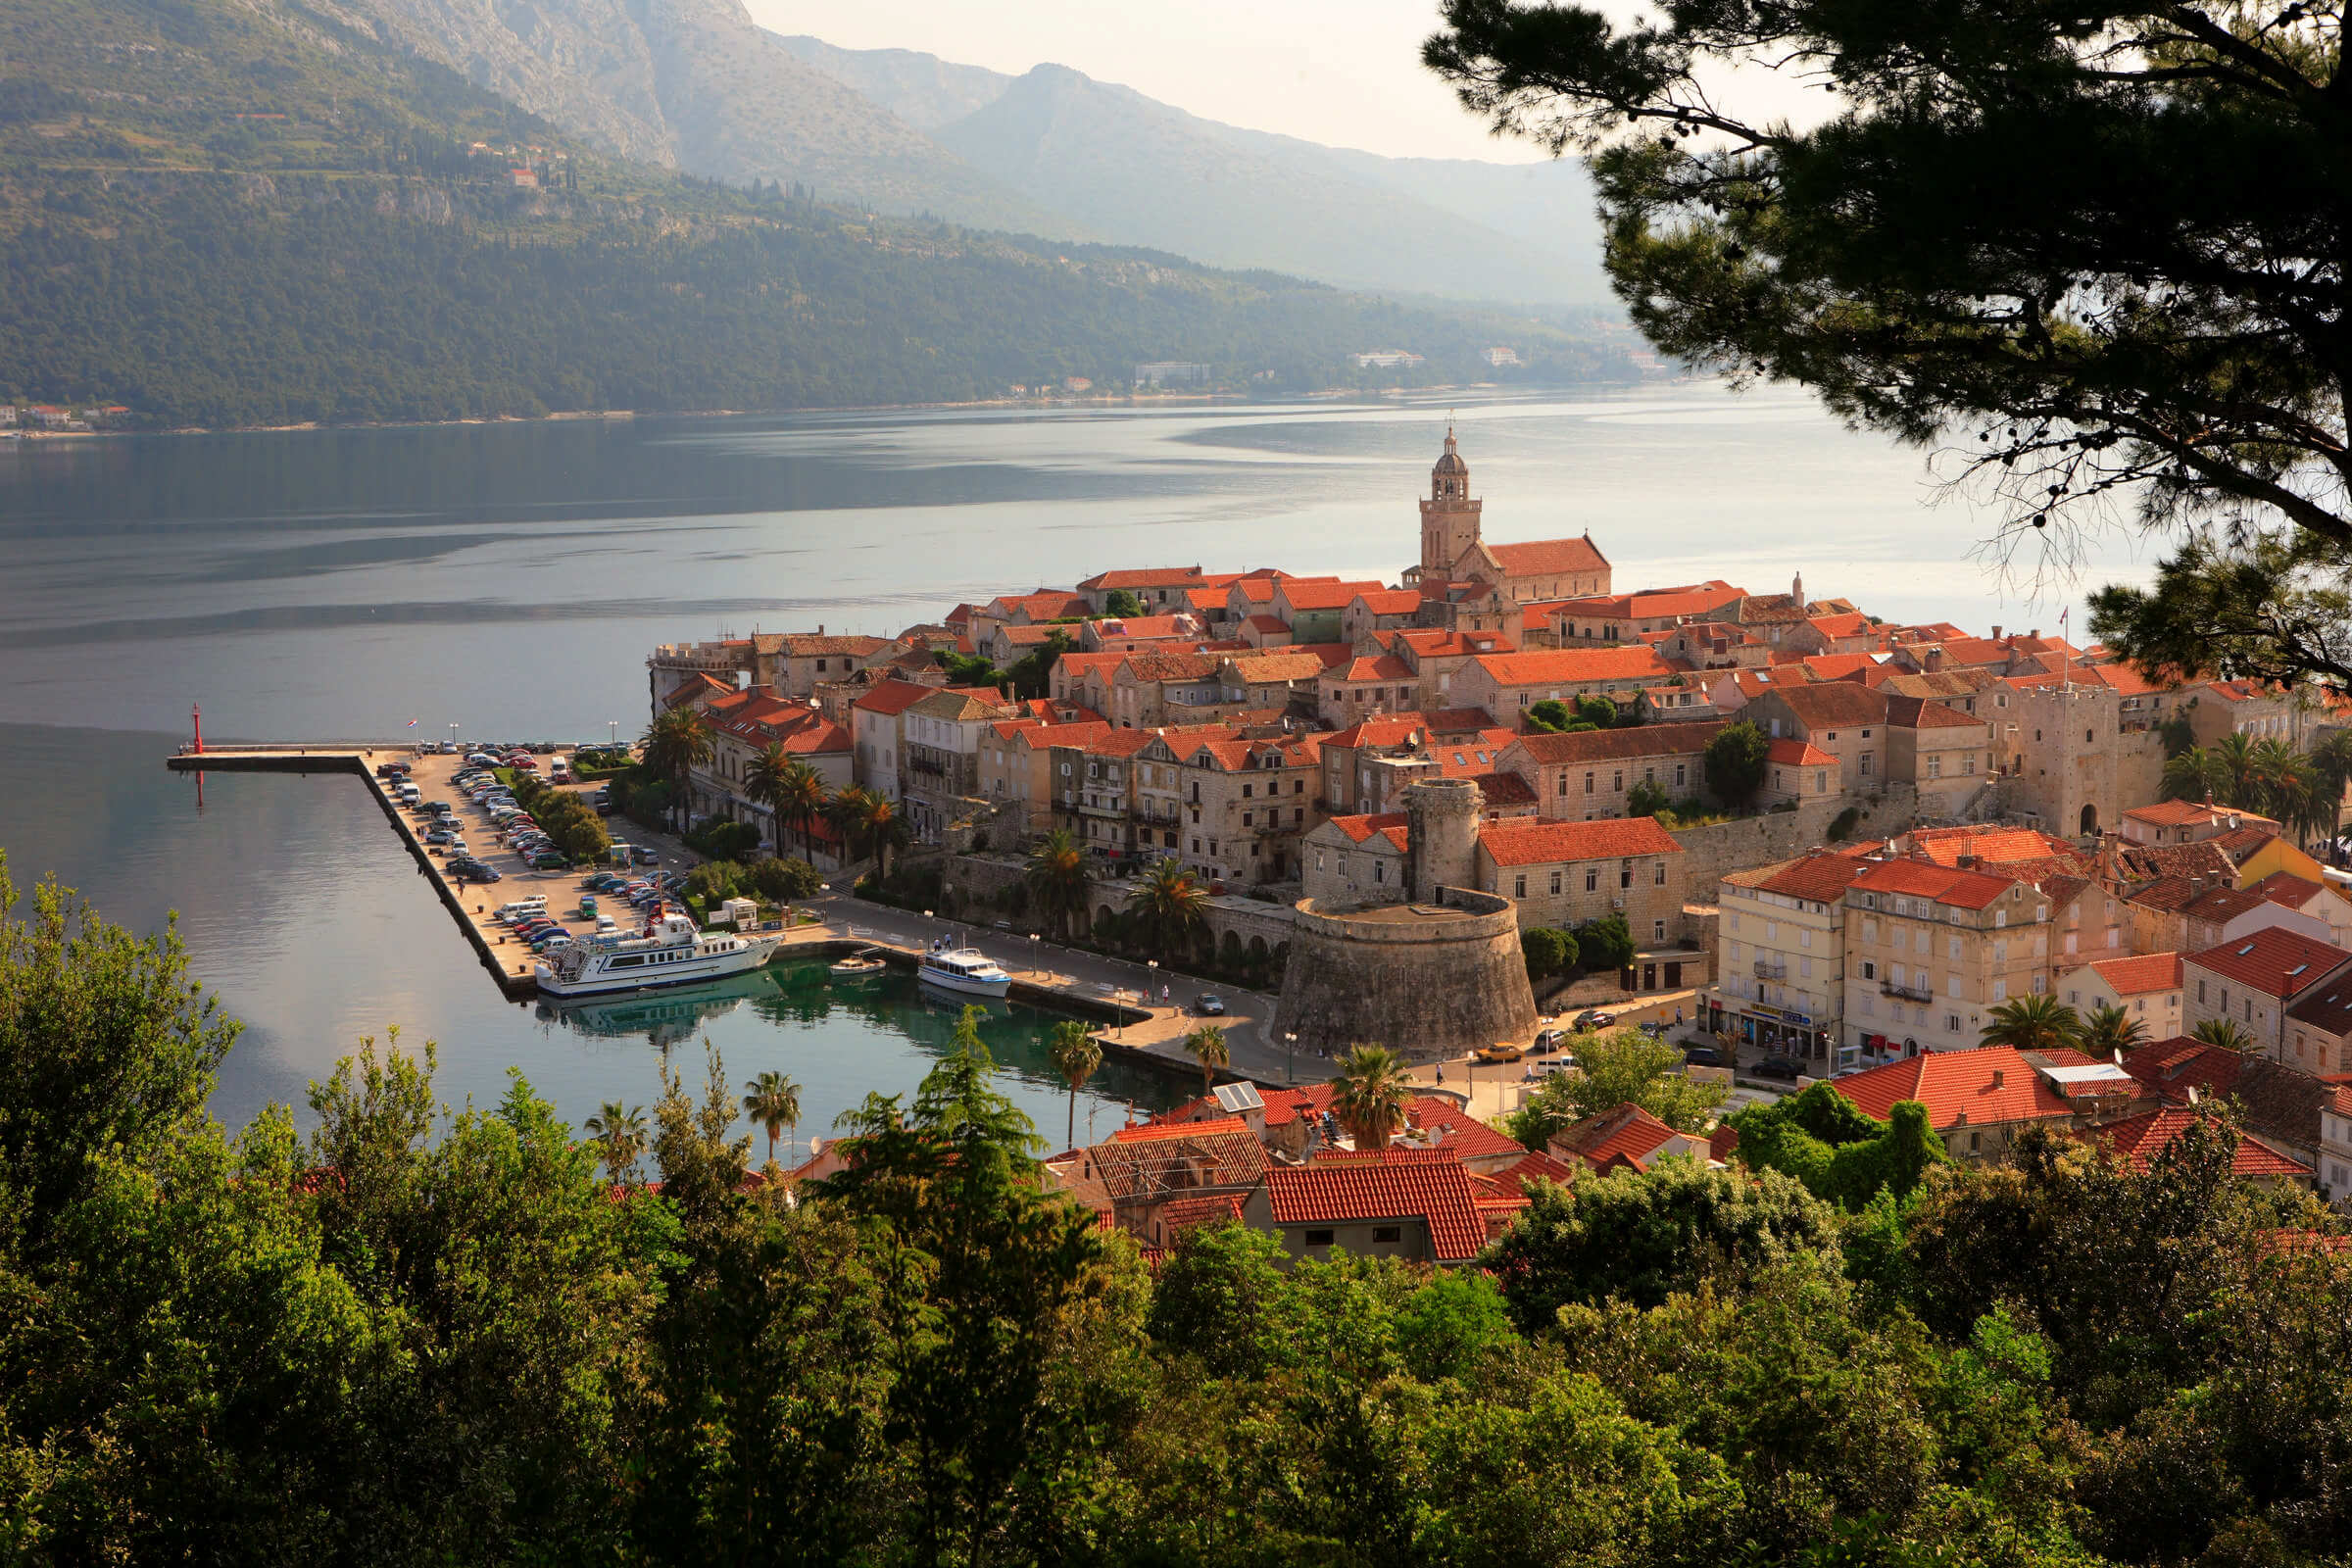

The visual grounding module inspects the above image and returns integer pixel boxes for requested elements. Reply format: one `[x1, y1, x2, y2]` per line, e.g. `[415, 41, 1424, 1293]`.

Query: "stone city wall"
[1276, 887, 1537, 1062]
[1669, 786, 1919, 901]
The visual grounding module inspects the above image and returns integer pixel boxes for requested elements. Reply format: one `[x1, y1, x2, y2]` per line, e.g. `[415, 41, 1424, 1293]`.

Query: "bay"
[0, 383, 2156, 1133]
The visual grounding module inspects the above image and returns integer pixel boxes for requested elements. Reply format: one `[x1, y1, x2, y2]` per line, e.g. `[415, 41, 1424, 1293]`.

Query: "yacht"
[916, 939, 1012, 998]
[536, 908, 780, 998]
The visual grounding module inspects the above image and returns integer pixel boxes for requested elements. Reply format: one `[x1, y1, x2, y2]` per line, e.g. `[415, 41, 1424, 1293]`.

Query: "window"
[1242, 783, 1252, 798]
[1304, 1229, 1335, 1248]
[1584, 771, 1595, 795]
[1586, 868, 1599, 892]
[1514, 875, 1527, 899]
[1612, 770, 1624, 792]
[2198, 979, 2207, 1003]
[1621, 863, 1635, 889]
[1862, 960, 1877, 980]
[1946, 1013, 1961, 1032]
[1654, 862, 1667, 886]
[1653, 918, 1666, 942]
[1549, 870, 1562, 896]
[1675, 762, 1687, 787]
[1860, 751, 1875, 777]
[1242, 811, 1252, 826]
[1371, 1225, 1402, 1245]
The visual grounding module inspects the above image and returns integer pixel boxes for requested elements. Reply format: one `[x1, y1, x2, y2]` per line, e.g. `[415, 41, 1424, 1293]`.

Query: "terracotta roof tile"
[1758, 681, 1890, 727]
[2184, 928, 2352, 999]
[1552, 1102, 1683, 1170]
[2087, 1109, 2313, 1179]
[1848, 858, 2021, 910]
[1723, 851, 1875, 905]
[2122, 1038, 2247, 1103]
[1485, 537, 1610, 577]
[1471, 646, 1677, 686]
[1833, 1047, 2073, 1129]
[1265, 1149, 1489, 1260]
[1767, 737, 1835, 765]
[1505, 721, 1724, 764]
[1478, 815, 1683, 867]
[2070, 952, 2183, 997]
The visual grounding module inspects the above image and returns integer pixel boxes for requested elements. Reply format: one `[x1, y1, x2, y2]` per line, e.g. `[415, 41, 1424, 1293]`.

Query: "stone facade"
[1667, 787, 1918, 902]
[1277, 888, 1536, 1062]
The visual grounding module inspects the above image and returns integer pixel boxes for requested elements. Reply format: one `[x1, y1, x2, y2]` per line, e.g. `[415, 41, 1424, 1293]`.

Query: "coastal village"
[637, 428, 2352, 1262]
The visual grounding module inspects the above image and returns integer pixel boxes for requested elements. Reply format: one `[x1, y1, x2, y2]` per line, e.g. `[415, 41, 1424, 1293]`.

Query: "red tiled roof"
[1331, 655, 1415, 682]
[1885, 695, 1987, 729]
[1121, 651, 1220, 682]
[1906, 826, 2082, 868]
[1756, 681, 1890, 727]
[1848, 858, 2020, 910]
[1481, 1149, 1581, 1196]
[2250, 870, 2330, 910]
[1158, 1193, 1248, 1233]
[1265, 1149, 1489, 1260]
[1322, 715, 1432, 748]
[1077, 566, 1206, 591]
[2088, 1109, 2313, 1179]
[1553, 1102, 1683, 1171]
[1327, 812, 1411, 849]
[1472, 771, 1539, 807]
[1278, 579, 1389, 612]
[1470, 646, 1677, 686]
[2185, 927, 2352, 999]
[852, 678, 946, 716]
[1352, 589, 1422, 614]
[2121, 1037, 2247, 1103]
[2072, 952, 2183, 997]
[1478, 815, 1684, 867]
[1110, 1114, 1251, 1144]
[1484, 536, 1610, 577]
[1505, 721, 1723, 764]
[1833, 1047, 2073, 1129]
[1724, 851, 1874, 905]
[2287, 975, 2352, 1037]
[1766, 737, 1835, 765]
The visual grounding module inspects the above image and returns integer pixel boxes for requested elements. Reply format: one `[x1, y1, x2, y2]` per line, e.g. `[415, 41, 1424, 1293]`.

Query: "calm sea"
[0, 385, 2151, 1131]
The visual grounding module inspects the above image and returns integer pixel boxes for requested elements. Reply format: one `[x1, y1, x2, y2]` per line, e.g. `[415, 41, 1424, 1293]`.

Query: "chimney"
[1991, 1068, 2006, 1089]
[817, 624, 824, 635]
[1991, 624, 2002, 640]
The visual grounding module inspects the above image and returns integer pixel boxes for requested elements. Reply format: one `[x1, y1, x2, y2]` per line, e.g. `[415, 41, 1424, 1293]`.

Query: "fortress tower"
[1417, 426, 1483, 583]
[1403, 777, 1481, 902]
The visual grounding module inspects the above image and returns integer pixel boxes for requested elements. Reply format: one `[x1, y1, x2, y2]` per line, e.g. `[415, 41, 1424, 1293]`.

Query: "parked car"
[1476, 1042, 1525, 1064]
[1524, 1058, 1576, 1080]
[1680, 1045, 1727, 1069]
[530, 853, 567, 870]
[1572, 1009, 1616, 1031]
[1193, 995, 1226, 1016]
[627, 846, 661, 866]
[423, 828, 460, 845]
[1533, 1028, 1566, 1053]
[1752, 1056, 1808, 1083]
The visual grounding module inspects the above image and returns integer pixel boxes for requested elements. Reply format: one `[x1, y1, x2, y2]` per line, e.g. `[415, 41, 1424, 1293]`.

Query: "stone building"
[1471, 816, 1689, 951]
[1997, 678, 2170, 838]
[1399, 429, 1613, 606]
[1168, 733, 1326, 885]
[1740, 682, 1893, 795]
[1885, 696, 1993, 816]
[1450, 645, 1680, 731]
[902, 688, 1015, 844]
[1841, 858, 2060, 1062]
[1710, 851, 1875, 1066]
[2057, 953, 2184, 1041]
[1494, 723, 1724, 820]
[2182, 927, 2352, 1061]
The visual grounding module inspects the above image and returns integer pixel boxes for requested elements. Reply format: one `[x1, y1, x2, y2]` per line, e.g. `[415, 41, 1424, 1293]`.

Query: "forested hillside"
[0, 0, 1628, 426]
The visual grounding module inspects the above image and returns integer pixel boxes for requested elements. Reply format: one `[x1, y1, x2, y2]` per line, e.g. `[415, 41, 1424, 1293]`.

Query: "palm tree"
[1979, 993, 2082, 1054]
[1131, 857, 1209, 959]
[2080, 1002, 2149, 1059]
[2160, 745, 2227, 805]
[858, 793, 908, 881]
[741, 1070, 802, 1168]
[2191, 1016, 2260, 1053]
[1183, 1023, 1230, 1094]
[2311, 730, 2352, 852]
[826, 786, 876, 862]
[1024, 828, 1091, 941]
[1330, 1045, 1413, 1151]
[771, 756, 829, 863]
[2246, 737, 2307, 820]
[582, 1101, 648, 1184]
[641, 707, 715, 831]
[2214, 732, 2261, 809]
[1047, 1020, 1102, 1149]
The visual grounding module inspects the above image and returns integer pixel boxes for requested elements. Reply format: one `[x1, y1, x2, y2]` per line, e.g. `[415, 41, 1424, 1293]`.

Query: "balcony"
[1753, 959, 1788, 980]
[1881, 979, 1935, 1004]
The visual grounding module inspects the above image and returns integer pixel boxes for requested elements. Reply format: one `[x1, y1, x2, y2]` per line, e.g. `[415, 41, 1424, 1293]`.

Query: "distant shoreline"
[9, 376, 1666, 443]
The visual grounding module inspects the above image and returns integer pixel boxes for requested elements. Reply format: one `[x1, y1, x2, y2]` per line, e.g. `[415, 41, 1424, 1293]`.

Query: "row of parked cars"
[453, 765, 570, 872]
[582, 869, 688, 917]
[492, 897, 592, 958]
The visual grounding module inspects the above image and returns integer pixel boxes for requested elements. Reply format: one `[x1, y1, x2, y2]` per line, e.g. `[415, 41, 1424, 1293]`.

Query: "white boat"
[916, 941, 1012, 998]
[829, 948, 890, 979]
[535, 908, 780, 997]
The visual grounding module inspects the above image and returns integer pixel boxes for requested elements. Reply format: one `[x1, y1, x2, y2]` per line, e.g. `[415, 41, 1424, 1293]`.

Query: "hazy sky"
[746, 0, 1552, 162]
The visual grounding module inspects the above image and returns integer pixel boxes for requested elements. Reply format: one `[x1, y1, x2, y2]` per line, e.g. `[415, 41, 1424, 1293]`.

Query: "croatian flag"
[406, 718, 418, 727]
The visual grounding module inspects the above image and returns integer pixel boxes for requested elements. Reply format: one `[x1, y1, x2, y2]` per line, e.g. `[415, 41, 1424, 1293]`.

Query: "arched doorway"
[2080, 804, 2099, 835]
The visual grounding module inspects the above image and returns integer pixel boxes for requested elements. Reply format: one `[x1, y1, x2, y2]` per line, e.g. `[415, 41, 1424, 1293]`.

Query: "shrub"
[1627, 779, 1671, 818]
[1574, 913, 1637, 972]
[685, 860, 746, 905]
[1521, 926, 1579, 980]
[749, 857, 822, 903]
[1703, 719, 1771, 806]
[1828, 806, 1863, 842]
[686, 819, 762, 861]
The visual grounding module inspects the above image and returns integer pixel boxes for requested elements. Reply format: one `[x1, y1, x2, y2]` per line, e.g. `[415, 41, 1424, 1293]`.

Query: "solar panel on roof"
[2239, 943, 2257, 956]
[1212, 1082, 1264, 1113]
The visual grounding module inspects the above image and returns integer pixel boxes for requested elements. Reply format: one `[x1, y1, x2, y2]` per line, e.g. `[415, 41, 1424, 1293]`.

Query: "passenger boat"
[535, 908, 780, 998]
[828, 948, 890, 979]
[916, 939, 1012, 998]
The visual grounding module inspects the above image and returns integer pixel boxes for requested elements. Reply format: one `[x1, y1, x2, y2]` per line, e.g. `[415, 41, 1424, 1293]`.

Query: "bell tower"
[1418, 421, 1483, 583]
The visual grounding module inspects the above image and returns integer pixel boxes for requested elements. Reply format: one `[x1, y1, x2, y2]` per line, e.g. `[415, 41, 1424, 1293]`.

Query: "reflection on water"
[0, 724, 1177, 1136]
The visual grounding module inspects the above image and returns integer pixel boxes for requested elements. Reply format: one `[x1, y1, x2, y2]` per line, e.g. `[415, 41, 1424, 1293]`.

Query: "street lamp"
[1284, 1031, 1298, 1086]
[448, 721, 460, 753]
[608, 720, 618, 750]
[1146, 958, 1159, 1007]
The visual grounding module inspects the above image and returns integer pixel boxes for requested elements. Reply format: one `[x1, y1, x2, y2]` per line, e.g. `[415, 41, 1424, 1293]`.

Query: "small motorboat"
[828, 948, 889, 979]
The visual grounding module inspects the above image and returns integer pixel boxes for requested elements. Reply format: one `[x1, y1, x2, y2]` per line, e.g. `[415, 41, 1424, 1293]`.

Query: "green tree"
[1505, 1026, 1724, 1150]
[1520, 924, 1576, 980]
[1573, 913, 1636, 973]
[1575, 693, 1624, 729]
[748, 855, 822, 903]
[1702, 719, 1769, 808]
[1625, 778, 1669, 818]
[2191, 1016, 2260, 1053]
[1102, 589, 1146, 618]
[2081, 1003, 2150, 1060]
[1424, 0, 2352, 696]
[641, 707, 714, 832]
[746, 749, 827, 864]
[1484, 1158, 1840, 1325]
[2162, 745, 2228, 805]
[1392, 1268, 1515, 1383]
[583, 1099, 649, 1182]
[1004, 629, 1074, 703]
[1023, 828, 1091, 942]
[1330, 1044, 1414, 1151]
[741, 1069, 801, 1168]
[1130, 857, 1209, 958]
[1183, 1023, 1230, 1095]
[1525, 698, 1574, 733]
[1046, 1019, 1102, 1150]
[1729, 1085, 1950, 1208]
[1979, 994, 2082, 1054]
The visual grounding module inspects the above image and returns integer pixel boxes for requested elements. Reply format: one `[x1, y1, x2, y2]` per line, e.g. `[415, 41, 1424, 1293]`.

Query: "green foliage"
[1702, 719, 1770, 807]
[507, 769, 611, 863]
[746, 855, 822, 903]
[1391, 1268, 1514, 1384]
[1524, 698, 1574, 733]
[1504, 1026, 1725, 1149]
[1485, 1158, 1842, 1324]
[1573, 912, 1636, 971]
[1102, 589, 1146, 618]
[1731, 1085, 1952, 1209]
[682, 859, 746, 906]
[683, 818, 761, 862]
[1519, 924, 1577, 980]
[1981, 994, 2082, 1054]
[1625, 778, 1670, 817]
[1827, 805, 1862, 842]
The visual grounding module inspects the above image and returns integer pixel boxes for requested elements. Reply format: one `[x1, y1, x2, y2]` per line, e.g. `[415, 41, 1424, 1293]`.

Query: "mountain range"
[271, 0, 1608, 304]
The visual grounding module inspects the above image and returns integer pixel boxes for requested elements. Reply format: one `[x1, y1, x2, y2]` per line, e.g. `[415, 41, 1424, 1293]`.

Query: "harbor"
[164, 741, 1300, 1089]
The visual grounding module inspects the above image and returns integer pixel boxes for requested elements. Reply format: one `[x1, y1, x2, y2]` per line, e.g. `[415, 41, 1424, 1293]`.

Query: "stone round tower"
[1404, 777, 1481, 903]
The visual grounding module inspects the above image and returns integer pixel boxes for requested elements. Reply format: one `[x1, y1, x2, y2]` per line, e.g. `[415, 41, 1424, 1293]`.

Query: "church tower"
[1418, 425, 1484, 583]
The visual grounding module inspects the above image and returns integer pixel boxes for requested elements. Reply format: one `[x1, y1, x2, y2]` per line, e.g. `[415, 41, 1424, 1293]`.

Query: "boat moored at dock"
[916, 940, 1012, 998]
[829, 948, 890, 979]
[537, 909, 780, 997]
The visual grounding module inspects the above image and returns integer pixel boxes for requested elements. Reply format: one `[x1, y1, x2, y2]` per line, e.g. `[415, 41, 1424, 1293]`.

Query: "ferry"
[916, 938, 1012, 998]
[535, 908, 780, 998]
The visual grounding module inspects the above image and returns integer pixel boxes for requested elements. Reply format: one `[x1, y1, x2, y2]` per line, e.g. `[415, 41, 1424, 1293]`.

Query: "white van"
[549, 756, 571, 783]
[395, 782, 421, 805]
[495, 898, 548, 922]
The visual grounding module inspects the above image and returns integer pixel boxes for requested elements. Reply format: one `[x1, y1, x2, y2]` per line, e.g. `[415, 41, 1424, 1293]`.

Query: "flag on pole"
[406, 718, 418, 727]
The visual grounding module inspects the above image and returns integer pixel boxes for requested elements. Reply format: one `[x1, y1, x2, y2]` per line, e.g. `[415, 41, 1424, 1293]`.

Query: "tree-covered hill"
[0, 0, 1632, 427]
